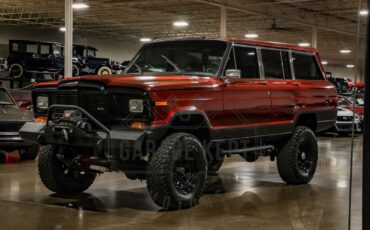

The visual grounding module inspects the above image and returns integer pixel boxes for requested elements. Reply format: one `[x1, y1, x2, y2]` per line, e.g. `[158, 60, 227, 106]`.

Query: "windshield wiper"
[161, 55, 184, 74]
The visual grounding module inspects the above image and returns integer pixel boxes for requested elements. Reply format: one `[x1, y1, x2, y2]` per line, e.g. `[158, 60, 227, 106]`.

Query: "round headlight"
[129, 99, 144, 113]
[36, 96, 49, 109]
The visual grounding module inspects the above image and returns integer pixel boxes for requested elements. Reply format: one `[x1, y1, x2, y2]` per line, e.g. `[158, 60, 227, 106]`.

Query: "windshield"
[0, 89, 14, 106]
[126, 40, 228, 76]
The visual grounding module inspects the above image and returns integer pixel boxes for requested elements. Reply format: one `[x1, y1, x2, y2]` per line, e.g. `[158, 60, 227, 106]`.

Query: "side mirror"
[225, 69, 241, 79]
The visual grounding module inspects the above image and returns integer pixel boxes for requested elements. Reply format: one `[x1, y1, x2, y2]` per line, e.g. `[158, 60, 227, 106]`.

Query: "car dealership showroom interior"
[1, 0, 370, 229]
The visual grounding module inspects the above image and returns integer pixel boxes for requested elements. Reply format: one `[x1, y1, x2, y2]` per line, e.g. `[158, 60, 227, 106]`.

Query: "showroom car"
[0, 85, 39, 160]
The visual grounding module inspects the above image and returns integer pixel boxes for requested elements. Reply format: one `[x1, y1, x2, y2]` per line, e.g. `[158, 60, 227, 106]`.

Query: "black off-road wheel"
[38, 145, 96, 194]
[277, 126, 318, 184]
[19, 145, 39, 161]
[147, 133, 207, 210]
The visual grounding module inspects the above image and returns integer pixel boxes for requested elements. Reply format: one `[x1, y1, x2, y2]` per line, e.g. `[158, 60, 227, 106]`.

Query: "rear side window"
[261, 49, 283, 79]
[12, 43, 19, 52]
[231, 46, 260, 79]
[26, 44, 38, 54]
[40, 45, 51, 55]
[293, 53, 323, 80]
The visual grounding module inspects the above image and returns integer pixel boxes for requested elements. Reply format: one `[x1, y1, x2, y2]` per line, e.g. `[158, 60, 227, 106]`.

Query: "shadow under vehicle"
[0, 85, 38, 160]
[7, 40, 123, 79]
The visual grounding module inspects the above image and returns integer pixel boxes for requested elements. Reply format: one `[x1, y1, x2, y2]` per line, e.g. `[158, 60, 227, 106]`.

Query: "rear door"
[262, 48, 297, 134]
[222, 44, 271, 139]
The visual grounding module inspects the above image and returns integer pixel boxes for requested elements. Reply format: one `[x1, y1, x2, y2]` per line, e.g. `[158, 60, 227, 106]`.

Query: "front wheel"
[277, 126, 318, 184]
[97, 66, 112, 75]
[9, 63, 24, 79]
[38, 145, 96, 194]
[147, 133, 207, 210]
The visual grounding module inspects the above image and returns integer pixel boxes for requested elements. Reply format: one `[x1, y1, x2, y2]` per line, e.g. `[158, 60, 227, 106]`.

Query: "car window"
[12, 43, 20, 52]
[262, 49, 284, 79]
[281, 51, 292, 79]
[40, 45, 51, 55]
[26, 44, 38, 54]
[292, 53, 323, 80]
[0, 89, 14, 105]
[229, 46, 260, 79]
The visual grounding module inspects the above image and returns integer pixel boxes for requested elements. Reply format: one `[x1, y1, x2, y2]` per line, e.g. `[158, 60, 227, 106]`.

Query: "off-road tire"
[97, 66, 112, 75]
[38, 145, 96, 194]
[277, 126, 318, 184]
[147, 133, 207, 210]
[19, 145, 39, 161]
[9, 63, 24, 79]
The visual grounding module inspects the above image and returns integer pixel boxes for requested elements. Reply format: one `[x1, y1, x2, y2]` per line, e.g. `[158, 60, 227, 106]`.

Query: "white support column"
[220, 6, 227, 38]
[64, 0, 73, 78]
[312, 26, 318, 48]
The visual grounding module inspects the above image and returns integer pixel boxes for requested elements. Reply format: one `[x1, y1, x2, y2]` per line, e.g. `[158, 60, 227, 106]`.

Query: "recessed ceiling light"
[360, 10, 368, 16]
[322, 61, 328, 65]
[245, 33, 259, 39]
[298, 42, 310, 47]
[340, 49, 351, 54]
[59, 27, 66, 32]
[72, 3, 89, 9]
[347, 64, 355, 68]
[173, 21, 189, 27]
[140, 37, 152, 43]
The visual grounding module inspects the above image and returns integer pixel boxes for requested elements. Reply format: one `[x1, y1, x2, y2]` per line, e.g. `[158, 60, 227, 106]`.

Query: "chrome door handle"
[257, 82, 268, 85]
[292, 83, 301, 86]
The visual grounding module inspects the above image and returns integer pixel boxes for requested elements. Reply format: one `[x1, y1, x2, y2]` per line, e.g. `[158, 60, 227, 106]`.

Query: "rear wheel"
[147, 133, 207, 210]
[38, 145, 96, 194]
[277, 126, 318, 184]
[97, 66, 112, 75]
[9, 63, 24, 79]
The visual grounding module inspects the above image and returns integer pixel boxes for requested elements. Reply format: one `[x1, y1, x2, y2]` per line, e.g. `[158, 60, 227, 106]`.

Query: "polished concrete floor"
[0, 135, 363, 230]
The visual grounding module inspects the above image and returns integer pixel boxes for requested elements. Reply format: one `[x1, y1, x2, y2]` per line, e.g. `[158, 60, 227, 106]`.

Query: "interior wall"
[0, 25, 141, 62]
[324, 65, 364, 82]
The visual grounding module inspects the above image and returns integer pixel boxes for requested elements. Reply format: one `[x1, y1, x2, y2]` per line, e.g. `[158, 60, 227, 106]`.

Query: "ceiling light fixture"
[298, 42, 310, 47]
[72, 3, 89, 10]
[322, 61, 328, 65]
[59, 27, 66, 32]
[347, 64, 355, 68]
[360, 10, 368, 16]
[245, 33, 259, 39]
[340, 49, 351, 54]
[140, 37, 152, 43]
[173, 21, 189, 27]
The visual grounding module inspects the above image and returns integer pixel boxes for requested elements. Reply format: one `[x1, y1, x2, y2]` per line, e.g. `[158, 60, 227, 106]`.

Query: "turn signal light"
[155, 101, 168, 107]
[130, 121, 147, 130]
[35, 116, 47, 123]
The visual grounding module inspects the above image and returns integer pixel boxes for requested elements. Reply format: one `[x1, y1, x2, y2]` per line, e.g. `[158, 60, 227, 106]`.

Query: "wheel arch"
[294, 113, 318, 132]
[166, 111, 212, 143]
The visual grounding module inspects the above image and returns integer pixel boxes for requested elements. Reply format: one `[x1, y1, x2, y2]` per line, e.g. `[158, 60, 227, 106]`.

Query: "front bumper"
[335, 120, 362, 132]
[19, 105, 167, 159]
[0, 132, 33, 148]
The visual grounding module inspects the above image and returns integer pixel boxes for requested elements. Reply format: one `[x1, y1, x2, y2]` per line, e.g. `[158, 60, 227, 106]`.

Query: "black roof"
[9, 40, 62, 46]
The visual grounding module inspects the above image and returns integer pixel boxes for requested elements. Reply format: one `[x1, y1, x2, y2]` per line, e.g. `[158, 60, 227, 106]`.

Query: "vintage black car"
[0, 85, 38, 160]
[7, 40, 123, 79]
[72, 45, 123, 76]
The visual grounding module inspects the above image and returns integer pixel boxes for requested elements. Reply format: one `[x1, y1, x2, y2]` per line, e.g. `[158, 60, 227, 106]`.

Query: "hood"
[35, 74, 225, 91]
[0, 106, 33, 122]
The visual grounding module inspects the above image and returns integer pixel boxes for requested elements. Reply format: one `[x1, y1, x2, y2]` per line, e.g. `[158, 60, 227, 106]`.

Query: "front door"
[221, 45, 271, 139]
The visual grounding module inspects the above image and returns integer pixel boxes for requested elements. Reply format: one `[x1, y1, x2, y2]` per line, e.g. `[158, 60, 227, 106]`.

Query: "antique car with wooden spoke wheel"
[20, 38, 337, 210]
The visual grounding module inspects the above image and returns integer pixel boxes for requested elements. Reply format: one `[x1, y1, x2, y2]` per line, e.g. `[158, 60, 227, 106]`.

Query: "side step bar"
[222, 145, 274, 154]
